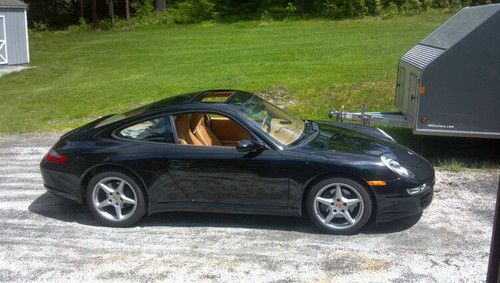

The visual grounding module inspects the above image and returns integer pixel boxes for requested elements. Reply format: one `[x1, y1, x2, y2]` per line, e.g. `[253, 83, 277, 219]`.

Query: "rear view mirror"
[236, 140, 262, 152]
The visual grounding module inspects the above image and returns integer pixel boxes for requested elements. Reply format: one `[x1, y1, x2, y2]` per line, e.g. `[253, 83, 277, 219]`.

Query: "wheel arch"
[80, 163, 149, 204]
[300, 172, 378, 219]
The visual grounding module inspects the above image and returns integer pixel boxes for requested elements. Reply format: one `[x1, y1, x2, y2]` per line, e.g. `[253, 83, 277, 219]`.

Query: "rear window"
[94, 106, 148, 128]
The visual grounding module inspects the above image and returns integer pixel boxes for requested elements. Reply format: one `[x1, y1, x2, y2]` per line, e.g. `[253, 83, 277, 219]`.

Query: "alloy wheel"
[313, 182, 365, 230]
[92, 176, 137, 222]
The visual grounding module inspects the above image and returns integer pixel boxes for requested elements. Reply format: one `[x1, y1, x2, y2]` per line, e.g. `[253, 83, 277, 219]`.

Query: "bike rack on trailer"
[329, 106, 409, 128]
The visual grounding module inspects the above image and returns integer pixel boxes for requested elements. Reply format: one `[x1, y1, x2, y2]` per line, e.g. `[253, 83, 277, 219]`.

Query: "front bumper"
[374, 180, 434, 223]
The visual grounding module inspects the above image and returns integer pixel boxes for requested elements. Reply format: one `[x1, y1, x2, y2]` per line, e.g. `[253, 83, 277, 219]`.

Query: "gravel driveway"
[0, 133, 498, 282]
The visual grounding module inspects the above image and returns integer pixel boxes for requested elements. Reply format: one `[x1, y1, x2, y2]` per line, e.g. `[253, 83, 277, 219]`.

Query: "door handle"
[410, 94, 415, 101]
[168, 160, 191, 169]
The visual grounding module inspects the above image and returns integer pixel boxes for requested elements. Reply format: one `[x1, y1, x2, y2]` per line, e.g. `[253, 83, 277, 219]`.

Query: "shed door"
[395, 65, 406, 110]
[0, 16, 7, 65]
[406, 73, 419, 126]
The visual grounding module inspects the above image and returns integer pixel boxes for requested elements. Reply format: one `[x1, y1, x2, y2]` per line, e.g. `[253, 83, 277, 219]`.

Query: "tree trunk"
[155, 0, 166, 11]
[80, 0, 84, 19]
[124, 0, 130, 21]
[91, 0, 98, 27]
[107, 0, 115, 28]
[300, 0, 305, 17]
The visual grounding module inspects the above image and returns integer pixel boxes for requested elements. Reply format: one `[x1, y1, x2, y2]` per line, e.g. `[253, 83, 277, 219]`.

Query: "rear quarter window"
[116, 116, 175, 143]
[94, 105, 148, 128]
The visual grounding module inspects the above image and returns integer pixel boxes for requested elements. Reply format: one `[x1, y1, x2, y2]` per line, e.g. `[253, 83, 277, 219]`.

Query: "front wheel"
[87, 171, 146, 227]
[306, 178, 372, 235]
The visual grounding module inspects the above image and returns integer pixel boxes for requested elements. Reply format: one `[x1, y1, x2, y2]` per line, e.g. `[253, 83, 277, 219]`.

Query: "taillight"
[44, 148, 68, 164]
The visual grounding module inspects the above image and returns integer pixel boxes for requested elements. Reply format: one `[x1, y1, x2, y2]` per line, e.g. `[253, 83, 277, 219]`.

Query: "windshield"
[235, 95, 305, 145]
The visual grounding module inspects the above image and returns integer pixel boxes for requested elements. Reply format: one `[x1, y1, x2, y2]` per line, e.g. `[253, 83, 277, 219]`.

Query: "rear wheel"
[87, 171, 146, 227]
[306, 178, 372, 235]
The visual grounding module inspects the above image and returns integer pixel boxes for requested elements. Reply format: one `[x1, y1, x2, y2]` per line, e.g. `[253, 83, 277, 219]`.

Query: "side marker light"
[367, 180, 387, 186]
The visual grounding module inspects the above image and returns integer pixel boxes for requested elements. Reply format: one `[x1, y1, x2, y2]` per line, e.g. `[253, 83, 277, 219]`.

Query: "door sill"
[150, 201, 301, 217]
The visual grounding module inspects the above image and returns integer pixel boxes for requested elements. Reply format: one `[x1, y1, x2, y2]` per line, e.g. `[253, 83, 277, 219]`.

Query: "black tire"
[86, 171, 146, 227]
[306, 177, 372, 235]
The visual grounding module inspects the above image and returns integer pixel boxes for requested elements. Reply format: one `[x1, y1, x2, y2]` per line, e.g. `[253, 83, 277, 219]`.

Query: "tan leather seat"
[209, 116, 251, 146]
[190, 113, 222, 146]
[175, 114, 203, 145]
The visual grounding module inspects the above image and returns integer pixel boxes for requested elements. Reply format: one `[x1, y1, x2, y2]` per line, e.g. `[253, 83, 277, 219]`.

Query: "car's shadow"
[29, 192, 422, 235]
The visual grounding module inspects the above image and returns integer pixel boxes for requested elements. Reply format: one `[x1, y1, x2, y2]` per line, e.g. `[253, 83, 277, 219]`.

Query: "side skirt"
[149, 201, 302, 217]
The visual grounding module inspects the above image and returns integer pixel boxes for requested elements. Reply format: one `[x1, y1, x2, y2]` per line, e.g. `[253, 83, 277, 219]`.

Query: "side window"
[173, 112, 251, 147]
[117, 116, 175, 143]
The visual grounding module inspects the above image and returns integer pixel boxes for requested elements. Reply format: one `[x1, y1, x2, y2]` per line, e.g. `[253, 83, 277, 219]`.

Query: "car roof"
[94, 89, 283, 150]
[140, 89, 255, 114]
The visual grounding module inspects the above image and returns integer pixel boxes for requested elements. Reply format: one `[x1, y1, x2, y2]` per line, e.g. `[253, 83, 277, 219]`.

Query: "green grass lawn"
[0, 12, 453, 133]
[2, 11, 500, 168]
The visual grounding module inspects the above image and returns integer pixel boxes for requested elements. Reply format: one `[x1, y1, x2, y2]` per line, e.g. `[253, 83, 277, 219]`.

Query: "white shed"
[0, 0, 29, 65]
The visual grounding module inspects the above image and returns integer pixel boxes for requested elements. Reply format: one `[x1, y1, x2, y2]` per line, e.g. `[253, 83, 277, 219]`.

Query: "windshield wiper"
[306, 120, 318, 134]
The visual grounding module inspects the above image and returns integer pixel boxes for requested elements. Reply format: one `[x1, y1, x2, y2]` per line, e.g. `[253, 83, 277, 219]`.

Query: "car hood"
[303, 121, 395, 156]
[301, 121, 434, 181]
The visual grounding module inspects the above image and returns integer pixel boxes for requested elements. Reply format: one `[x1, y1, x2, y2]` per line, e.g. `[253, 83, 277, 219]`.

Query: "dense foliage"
[26, 0, 499, 30]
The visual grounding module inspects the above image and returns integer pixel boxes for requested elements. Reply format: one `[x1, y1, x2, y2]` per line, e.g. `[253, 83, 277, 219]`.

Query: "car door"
[165, 112, 289, 208]
[165, 144, 289, 207]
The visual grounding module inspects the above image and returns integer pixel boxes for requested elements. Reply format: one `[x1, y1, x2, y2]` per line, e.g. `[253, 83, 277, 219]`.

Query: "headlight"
[381, 155, 413, 178]
[407, 184, 429, 195]
[376, 128, 395, 142]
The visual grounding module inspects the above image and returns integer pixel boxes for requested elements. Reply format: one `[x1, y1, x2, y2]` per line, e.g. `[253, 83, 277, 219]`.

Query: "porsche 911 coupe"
[40, 90, 434, 234]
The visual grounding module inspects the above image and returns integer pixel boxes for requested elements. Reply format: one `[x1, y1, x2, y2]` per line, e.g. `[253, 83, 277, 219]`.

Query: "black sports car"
[40, 90, 434, 234]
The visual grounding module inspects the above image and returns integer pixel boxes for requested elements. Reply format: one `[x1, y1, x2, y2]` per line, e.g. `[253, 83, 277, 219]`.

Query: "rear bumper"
[40, 164, 83, 203]
[375, 181, 434, 223]
[45, 185, 81, 202]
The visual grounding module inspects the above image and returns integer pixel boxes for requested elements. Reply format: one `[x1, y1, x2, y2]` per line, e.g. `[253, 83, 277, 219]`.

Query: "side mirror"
[236, 140, 263, 152]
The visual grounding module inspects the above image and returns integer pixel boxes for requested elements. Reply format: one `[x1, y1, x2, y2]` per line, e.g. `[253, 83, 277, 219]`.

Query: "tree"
[124, 0, 130, 21]
[155, 0, 166, 11]
[300, 0, 305, 17]
[107, 0, 115, 27]
[91, 0, 98, 27]
[79, 0, 84, 19]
